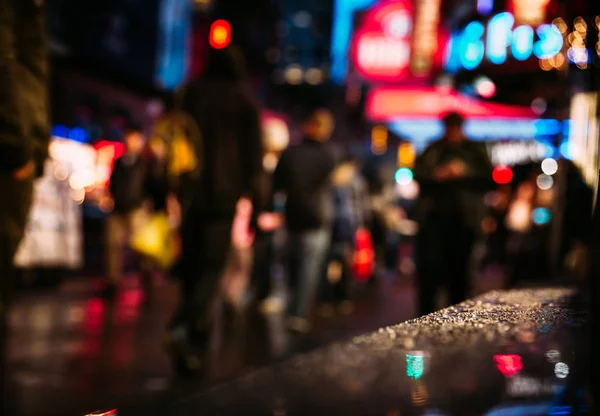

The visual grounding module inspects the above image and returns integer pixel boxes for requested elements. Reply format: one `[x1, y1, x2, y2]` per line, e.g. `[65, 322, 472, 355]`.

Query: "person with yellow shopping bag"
[129, 139, 182, 274]
[102, 125, 182, 301]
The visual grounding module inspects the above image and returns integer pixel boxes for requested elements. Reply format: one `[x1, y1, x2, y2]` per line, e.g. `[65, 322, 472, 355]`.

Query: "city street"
[5, 268, 505, 415]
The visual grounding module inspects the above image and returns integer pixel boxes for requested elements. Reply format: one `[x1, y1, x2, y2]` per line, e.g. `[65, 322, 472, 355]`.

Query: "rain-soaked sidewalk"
[5, 271, 426, 415]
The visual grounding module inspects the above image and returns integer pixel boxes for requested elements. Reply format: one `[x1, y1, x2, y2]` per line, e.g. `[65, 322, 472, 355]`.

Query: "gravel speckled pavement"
[176, 288, 590, 415]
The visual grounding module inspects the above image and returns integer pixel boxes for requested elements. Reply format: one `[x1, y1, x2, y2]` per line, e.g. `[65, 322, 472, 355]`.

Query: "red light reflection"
[494, 354, 524, 378]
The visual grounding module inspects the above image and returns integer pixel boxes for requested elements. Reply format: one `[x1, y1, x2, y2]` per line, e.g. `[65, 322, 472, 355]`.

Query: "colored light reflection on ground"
[494, 354, 524, 377]
[406, 353, 425, 379]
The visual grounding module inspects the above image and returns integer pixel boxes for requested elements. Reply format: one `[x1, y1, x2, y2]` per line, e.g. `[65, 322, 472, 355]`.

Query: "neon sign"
[445, 12, 563, 72]
[410, 0, 442, 76]
[331, 0, 378, 83]
[351, 1, 413, 81]
[509, 0, 550, 26]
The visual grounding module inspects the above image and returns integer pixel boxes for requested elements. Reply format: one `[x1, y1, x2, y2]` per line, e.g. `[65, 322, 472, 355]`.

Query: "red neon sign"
[351, 1, 414, 82]
[494, 354, 524, 378]
[366, 87, 536, 120]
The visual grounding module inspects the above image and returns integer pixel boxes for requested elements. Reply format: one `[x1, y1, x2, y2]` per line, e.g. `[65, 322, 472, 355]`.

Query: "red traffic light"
[209, 19, 231, 49]
[492, 164, 513, 185]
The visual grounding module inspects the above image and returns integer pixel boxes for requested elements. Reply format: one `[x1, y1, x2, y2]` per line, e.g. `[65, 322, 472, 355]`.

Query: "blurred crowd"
[86, 47, 594, 378]
[2, 34, 594, 384]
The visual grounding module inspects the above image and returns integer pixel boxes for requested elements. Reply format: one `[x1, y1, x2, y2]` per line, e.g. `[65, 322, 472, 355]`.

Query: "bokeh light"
[541, 158, 558, 175]
[395, 167, 414, 185]
[406, 353, 425, 379]
[554, 362, 569, 379]
[285, 65, 303, 85]
[70, 187, 85, 204]
[536, 174, 553, 190]
[531, 97, 547, 115]
[492, 165, 513, 184]
[305, 68, 324, 85]
[532, 207, 552, 225]
[474, 76, 496, 98]
[209, 19, 231, 49]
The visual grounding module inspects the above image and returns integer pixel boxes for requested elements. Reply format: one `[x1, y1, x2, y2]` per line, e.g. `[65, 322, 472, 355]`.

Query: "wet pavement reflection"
[6, 274, 417, 415]
[178, 289, 590, 415]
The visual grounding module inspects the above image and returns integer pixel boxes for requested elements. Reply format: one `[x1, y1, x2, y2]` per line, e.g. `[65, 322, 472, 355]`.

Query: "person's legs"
[285, 232, 302, 316]
[320, 248, 337, 305]
[416, 222, 444, 316]
[328, 243, 349, 302]
[105, 213, 127, 296]
[251, 231, 273, 302]
[167, 219, 232, 375]
[446, 227, 475, 307]
[288, 228, 331, 322]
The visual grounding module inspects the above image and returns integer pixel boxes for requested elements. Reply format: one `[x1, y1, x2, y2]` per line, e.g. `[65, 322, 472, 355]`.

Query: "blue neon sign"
[331, 0, 378, 83]
[446, 12, 563, 72]
[155, 0, 192, 90]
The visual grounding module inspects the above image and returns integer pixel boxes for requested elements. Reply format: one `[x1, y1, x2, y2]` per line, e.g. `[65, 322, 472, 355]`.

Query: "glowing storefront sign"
[366, 87, 536, 120]
[13, 138, 94, 270]
[445, 12, 562, 72]
[387, 119, 559, 153]
[350, 1, 413, 82]
[331, 0, 378, 83]
[93, 140, 126, 189]
[568, 92, 599, 189]
[410, 0, 442, 75]
[487, 141, 551, 166]
[509, 0, 550, 26]
[155, 0, 192, 90]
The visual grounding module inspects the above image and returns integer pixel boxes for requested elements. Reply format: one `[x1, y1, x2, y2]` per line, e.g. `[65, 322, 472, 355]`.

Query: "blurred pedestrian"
[320, 153, 370, 316]
[413, 112, 493, 316]
[165, 46, 267, 377]
[0, 0, 50, 413]
[272, 109, 337, 333]
[103, 125, 153, 300]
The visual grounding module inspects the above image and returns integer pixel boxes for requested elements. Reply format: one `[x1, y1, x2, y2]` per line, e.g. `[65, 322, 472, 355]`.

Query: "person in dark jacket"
[413, 112, 493, 316]
[103, 126, 152, 299]
[320, 153, 370, 315]
[272, 109, 337, 333]
[165, 46, 267, 376]
[0, 1, 50, 413]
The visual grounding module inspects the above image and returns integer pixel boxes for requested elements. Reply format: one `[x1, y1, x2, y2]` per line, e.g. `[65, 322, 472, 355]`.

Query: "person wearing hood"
[165, 46, 268, 376]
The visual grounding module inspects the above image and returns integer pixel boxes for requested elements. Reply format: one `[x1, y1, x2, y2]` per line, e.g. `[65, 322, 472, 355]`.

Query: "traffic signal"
[371, 125, 388, 155]
[209, 19, 231, 49]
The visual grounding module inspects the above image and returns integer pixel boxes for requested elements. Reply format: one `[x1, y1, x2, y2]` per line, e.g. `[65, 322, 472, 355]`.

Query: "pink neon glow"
[366, 87, 536, 120]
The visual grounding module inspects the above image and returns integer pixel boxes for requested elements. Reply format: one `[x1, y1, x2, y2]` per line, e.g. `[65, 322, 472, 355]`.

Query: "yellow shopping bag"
[129, 214, 179, 269]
